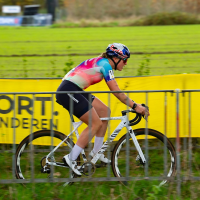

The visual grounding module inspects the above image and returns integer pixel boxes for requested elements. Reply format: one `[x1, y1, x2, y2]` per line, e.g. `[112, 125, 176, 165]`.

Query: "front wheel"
[111, 128, 176, 186]
[15, 130, 80, 186]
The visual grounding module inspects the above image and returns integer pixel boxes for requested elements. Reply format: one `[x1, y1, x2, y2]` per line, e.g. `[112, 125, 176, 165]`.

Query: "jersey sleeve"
[99, 59, 115, 82]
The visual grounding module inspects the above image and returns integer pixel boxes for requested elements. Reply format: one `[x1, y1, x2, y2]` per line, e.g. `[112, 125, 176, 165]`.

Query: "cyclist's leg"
[77, 107, 102, 148]
[80, 94, 111, 152]
[91, 97, 111, 137]
[78, 102, 111, 163]
[64, 107, 102, 172]
[56, 80, 102, 165]
[61, 96, 102, 174]
[62, 102, 102, 174]
[85, 97, 111, 163]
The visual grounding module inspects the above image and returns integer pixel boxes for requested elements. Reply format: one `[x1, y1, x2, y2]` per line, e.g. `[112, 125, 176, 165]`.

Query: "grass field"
[0, 25, 200, 199]
[0, 181, 192, 200]
[1, 139, 200, 200]
[0, 25, 200, 78]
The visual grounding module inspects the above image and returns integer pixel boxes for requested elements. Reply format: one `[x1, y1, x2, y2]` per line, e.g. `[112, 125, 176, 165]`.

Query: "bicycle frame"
[45, 110, 146, 168]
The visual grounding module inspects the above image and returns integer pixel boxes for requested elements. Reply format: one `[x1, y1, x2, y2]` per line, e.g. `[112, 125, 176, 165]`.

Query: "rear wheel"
[111, 128, 176, 186]
[15, 130, 80, 186]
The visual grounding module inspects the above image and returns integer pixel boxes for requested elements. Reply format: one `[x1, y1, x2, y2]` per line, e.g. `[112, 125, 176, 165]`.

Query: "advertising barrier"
[0, 74, 200, 144]
[0, 16, 22, 26]
[0, 14, 52, 26]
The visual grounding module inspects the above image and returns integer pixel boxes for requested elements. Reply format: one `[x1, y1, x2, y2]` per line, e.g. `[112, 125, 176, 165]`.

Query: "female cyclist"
[56, 43, 150, 175]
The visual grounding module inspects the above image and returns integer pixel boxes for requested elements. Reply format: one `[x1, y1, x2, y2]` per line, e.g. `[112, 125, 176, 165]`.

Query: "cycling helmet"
[106, 43, 130, 59]
[106, 43, 130, 70]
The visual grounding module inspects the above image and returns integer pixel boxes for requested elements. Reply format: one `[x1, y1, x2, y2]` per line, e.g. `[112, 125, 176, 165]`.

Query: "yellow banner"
[0, 74, 200, 144]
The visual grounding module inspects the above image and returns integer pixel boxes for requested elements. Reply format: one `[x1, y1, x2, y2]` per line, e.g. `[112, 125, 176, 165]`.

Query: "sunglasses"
[123, 58, 128, 64]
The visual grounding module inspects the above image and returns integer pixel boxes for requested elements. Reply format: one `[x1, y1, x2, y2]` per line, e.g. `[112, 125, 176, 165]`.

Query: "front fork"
[126, 126, 146, 165]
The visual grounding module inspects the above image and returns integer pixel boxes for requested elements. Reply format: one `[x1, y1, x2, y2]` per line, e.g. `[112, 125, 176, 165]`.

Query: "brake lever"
[141, 104, 149, 122]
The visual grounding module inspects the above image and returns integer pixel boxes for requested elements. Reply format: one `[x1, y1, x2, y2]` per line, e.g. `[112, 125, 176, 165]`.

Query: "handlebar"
[121, 109, 142, 126]
[121, 104, 149, 126]
[129, 110, 142, 126]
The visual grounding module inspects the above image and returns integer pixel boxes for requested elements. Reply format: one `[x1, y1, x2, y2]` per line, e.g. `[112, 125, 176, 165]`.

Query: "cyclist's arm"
[106, 79, 134, 108]
[100, 60, 149, 115]
[106, 79, 149, 116]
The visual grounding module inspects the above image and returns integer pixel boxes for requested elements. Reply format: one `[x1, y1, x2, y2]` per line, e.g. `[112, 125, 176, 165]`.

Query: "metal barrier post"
[176, 89, 181, 196]
[50, 94, 55, 181]
[164, 92, 167, 177]
[88, 93, 92, 177]
[188, 92, 192, 178]
[107, 92, 111, 180]
[12, 94, 16, 181]
[145, 92, 149, 178]
[125, 92, 130, 180]
[30, 94, 35, 182]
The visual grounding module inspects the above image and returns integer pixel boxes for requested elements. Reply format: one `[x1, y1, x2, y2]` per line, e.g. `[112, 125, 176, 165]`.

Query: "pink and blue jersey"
[63, 57, 115, 89]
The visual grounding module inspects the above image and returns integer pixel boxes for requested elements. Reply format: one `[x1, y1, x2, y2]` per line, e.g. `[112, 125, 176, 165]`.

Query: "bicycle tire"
[111, 128, 176, 186]
[15, 130, 80, 186]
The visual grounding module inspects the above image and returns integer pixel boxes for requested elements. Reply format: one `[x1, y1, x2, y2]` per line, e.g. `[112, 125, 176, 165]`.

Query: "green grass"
[1, 137, 200, 199]
[0, 25, 200, 78]
[1, 180, 200, 199]
[0, 53, 199, 78]
[1, 25, 200, 55]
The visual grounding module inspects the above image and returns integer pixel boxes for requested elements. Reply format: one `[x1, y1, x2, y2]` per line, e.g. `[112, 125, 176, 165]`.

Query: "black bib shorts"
[56, 80, 95, 118]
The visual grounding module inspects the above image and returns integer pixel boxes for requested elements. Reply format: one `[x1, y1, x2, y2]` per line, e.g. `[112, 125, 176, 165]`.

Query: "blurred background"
[0, 0, 200, 78]
[1, 0, 200, 21]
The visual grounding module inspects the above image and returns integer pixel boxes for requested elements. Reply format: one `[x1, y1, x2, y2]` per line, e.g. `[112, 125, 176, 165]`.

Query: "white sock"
[69, 144, 83, 161]
[93, 136, 104, 154]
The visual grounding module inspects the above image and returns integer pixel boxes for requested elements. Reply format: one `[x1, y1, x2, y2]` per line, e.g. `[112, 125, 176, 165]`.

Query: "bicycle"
[15, 108, 177, 186]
